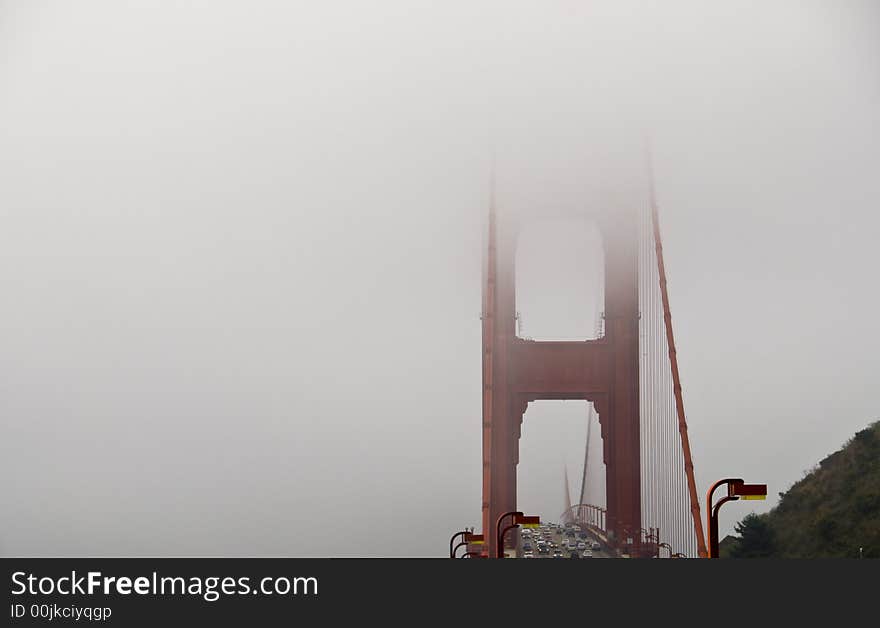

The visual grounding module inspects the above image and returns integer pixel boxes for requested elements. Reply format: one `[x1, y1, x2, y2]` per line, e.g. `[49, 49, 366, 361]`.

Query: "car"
[553, 551, 564, 558]
[591, 542, 601, 551]
[569, 551, 579, 559]
[582, 550, 593, 558]
[577, 542, 586, 550]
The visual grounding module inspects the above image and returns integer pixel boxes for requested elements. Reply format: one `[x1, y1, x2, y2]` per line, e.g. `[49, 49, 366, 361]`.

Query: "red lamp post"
[706, 478, 767, 558]
[449, 529, 471, 559]
[495, 511, 540, 558]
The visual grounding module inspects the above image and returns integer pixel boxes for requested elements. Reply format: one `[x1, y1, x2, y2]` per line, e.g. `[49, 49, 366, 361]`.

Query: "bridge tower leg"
[481, 205, 520, 557]
[600, 208, 641, 544]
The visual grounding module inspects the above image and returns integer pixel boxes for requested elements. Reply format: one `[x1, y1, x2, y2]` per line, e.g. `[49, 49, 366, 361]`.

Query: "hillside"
[724, 420, 880, 558]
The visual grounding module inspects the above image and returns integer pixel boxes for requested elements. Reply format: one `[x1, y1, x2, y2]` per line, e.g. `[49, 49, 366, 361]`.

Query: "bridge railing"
[561, 503, 611, 550]
[562, 504, 681, 558]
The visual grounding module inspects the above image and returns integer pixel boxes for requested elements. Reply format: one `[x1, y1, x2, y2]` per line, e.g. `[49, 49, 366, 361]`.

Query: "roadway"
[515, 522, 615, 559]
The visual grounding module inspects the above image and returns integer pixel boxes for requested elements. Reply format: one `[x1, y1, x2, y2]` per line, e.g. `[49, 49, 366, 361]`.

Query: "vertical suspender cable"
[642, 205, 660, 526]
[653, 205, 660, 542]
[644, 251, 649, 541]
[649, 200, 657, 541]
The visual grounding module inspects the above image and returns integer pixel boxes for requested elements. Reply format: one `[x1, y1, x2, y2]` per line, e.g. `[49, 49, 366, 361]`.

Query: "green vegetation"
[723, 420, 880, 558]
[727, 513, 776, 558]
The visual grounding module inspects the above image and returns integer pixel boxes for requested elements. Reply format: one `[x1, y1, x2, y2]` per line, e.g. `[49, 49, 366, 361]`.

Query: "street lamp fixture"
[731, 482, 769, 501]
[453, 533, 485, 559]
[706, 478, 767, 558]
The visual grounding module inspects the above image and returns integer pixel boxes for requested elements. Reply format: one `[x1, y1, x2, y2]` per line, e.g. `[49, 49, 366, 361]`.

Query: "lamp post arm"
[709, 494, 739, 558]
[449, 530, 467, 559]
[705, 478, 742, 558]
[495, 511, 522, 559]
[499, 523, 520, 558]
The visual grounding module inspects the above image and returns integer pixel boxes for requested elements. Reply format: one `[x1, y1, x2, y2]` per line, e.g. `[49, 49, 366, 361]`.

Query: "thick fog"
[1, 1, 878, 556]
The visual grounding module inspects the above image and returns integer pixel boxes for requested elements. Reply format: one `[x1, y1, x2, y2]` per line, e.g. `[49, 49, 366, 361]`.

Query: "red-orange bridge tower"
[481, 200, 642, 556]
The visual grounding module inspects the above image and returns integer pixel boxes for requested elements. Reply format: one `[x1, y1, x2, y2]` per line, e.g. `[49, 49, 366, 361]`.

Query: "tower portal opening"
[514, 218, 604, 341]
[517, 400, 606, 526]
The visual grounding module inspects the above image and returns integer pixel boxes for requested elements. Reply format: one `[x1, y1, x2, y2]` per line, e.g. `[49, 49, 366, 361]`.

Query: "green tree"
[729, 513, 776, 558]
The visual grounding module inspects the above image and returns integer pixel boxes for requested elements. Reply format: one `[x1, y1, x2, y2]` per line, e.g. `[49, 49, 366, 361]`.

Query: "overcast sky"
[1, 1, 878, 556]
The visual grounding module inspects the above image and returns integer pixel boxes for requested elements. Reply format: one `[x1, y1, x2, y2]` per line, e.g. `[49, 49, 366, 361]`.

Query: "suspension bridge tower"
[481, 198, 641, 557]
